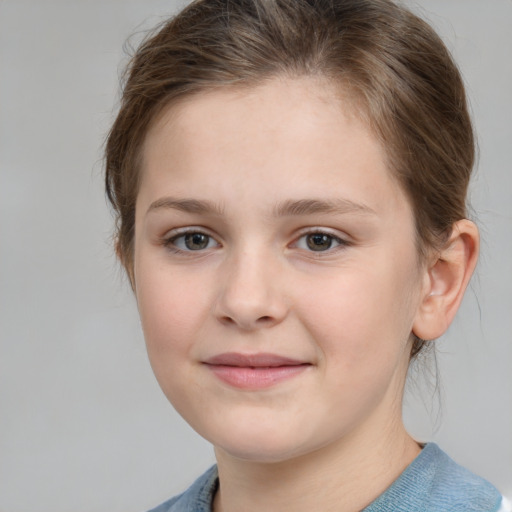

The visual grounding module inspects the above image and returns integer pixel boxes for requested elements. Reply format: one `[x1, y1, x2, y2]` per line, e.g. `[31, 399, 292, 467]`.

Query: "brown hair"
[105, 0, 474, 356]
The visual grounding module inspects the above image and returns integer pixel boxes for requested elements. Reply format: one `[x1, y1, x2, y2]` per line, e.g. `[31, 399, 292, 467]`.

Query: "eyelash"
[293, 230, 349, 253]
[162, 228, 220, 254]
[161, 228, 350, 255]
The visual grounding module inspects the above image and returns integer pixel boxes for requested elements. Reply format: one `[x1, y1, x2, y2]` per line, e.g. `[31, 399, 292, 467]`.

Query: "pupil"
[307, 233, 332, 251]
[185, 233, 209, 250]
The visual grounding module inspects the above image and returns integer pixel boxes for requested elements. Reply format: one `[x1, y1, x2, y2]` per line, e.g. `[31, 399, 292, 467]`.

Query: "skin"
[132, 77, 478, 512]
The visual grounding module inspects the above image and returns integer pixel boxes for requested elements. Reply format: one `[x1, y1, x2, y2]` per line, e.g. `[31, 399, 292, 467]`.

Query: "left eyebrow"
[146, 197, 224, 216]
[273, 198, 376, 217]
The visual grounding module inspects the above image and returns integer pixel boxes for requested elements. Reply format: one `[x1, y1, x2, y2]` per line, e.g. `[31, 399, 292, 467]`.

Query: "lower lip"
[205, 364, 310, 389]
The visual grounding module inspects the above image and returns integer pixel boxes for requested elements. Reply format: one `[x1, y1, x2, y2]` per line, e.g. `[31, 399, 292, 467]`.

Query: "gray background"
[0, 1, 510, 511]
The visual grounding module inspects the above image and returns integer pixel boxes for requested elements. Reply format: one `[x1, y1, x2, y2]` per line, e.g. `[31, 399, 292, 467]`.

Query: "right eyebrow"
[273, 198, 377, 217]
[146, 197, 224, 217]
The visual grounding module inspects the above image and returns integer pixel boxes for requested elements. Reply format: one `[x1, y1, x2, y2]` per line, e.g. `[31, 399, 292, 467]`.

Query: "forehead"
[142, 76, 363, 163]
[138, 77, 407, 218]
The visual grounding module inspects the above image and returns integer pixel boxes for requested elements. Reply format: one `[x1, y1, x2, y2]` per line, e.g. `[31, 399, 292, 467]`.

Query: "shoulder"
[432, 445, 502, 511]
[145, 465, 218, 512]
[364, 443, 503, 512]
[425, 444, 502, 511]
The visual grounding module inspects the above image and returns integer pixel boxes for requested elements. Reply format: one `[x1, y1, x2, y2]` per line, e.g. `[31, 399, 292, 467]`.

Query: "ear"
[413, 219, 479, 341]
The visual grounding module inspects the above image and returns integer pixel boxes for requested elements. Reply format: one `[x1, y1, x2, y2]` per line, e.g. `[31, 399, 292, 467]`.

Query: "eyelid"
[160, 226, 221, 252]
[290, 227, 351, 252]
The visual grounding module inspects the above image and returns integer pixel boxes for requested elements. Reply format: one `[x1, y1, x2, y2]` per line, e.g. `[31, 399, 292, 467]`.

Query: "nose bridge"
[215, 242, 287, 329]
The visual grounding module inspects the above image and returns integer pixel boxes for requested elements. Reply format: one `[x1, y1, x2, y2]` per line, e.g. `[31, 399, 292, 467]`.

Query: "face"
[134, 78, 427, 464]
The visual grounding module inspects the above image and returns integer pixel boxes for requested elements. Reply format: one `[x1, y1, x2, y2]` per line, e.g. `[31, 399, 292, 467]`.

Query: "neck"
[213, 418, 420, 512]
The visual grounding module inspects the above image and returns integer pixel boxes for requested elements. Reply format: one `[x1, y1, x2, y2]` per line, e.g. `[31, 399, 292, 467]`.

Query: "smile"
[203, 353, 311, 390]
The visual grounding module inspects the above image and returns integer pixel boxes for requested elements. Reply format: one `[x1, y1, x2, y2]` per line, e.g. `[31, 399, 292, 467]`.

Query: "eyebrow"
[273, 198, 376, 217]
[147, 197, 225, 216]
[146, 197, 376, 217]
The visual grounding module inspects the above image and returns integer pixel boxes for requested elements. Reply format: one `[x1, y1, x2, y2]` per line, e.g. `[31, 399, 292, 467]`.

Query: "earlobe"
[413, 219, 479, 341]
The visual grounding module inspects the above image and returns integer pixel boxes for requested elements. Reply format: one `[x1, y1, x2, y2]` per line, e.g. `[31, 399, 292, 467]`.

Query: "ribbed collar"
[156, 443, 501, 512]
[363, 443, 500, 511]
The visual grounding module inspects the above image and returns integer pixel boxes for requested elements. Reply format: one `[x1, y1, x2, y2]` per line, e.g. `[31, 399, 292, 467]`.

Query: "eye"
[167, 231, 219, 251]
[295, 232, 346, 252]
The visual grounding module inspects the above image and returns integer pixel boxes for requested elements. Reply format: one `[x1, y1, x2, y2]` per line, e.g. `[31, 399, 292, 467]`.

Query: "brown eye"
[293, 231, 347, 253]
[306, 233, 335, 251]
[184, 233, 210, 250]
[169, 231, 218, 252]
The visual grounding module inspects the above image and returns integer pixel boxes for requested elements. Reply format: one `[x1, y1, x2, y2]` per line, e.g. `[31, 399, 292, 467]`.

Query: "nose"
[214, 248, 289, 331]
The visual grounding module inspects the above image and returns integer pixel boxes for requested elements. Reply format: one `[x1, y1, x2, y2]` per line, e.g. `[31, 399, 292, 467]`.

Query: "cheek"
[134, 266, 215, 420]
[293, 268, 418, 425]
[294, 261, 419, 371]
[134, 258, 209, 372]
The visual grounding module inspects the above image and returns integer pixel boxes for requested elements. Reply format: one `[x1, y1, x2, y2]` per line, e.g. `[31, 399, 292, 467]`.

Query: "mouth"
[203, 353, 312, 389]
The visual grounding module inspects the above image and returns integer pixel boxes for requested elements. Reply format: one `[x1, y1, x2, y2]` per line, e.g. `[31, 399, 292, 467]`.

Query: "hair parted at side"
[105, 0, 475, 356]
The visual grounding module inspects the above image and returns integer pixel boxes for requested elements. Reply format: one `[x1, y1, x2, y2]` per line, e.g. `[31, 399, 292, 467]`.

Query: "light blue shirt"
[147, 443, 503, 512]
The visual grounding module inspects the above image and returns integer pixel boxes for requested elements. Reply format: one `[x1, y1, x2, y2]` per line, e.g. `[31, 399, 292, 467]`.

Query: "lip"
[203, 352, 311, 390]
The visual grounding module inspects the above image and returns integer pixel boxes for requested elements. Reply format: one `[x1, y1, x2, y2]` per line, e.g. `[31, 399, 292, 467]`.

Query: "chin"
[206, 424, 320, 464]
[217, 441, 306, 464]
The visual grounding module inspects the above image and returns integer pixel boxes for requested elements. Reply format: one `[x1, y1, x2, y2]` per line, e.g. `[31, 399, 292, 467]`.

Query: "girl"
[105, 0, 509, 510]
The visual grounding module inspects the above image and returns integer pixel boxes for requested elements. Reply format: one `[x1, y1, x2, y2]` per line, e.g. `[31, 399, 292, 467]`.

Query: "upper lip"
[204, 353, 309, 367]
